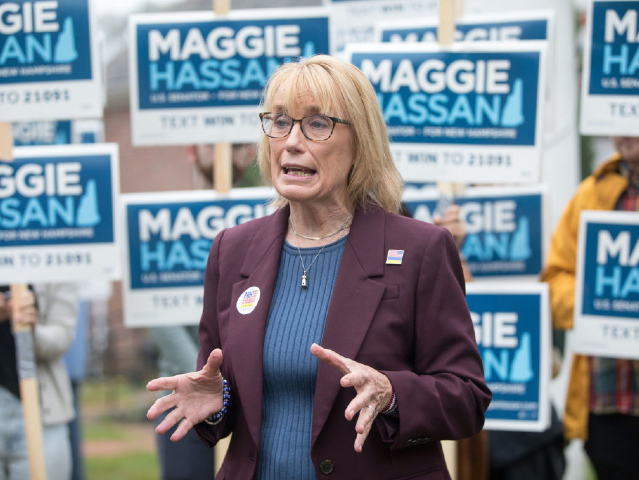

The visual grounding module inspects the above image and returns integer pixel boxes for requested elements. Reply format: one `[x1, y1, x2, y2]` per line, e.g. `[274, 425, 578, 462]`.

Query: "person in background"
[147, 54, 490, 480]
[0, 284, 78, 480]
[542, 136, 639, 480]
[431, 201, 565, 480]
[186, 144, 260, 190]
[149, 143, 261, 480]
[64, 300, 91, 480]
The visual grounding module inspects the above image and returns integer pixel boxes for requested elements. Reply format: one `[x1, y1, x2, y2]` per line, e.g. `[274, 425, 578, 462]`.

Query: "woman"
[0, 284, 77, 480]
[147, 55, 491, 480]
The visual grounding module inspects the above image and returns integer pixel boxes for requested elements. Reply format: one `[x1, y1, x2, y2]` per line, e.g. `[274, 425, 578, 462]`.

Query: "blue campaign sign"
[581, 221, 639, 319]
[588, 1, 639, 96]
[350, 48, 540, 146]
[135, 17, 328, 110]
[127, 197, 270, 289]
[580, 1, 639, 136]
[130, 8, 331, 145]
[0, 0, 102, 121]
[404, 186, 546, 278]
[0, 0, 93, 84]
[346, 43, 546, 183]
[121, 189, 274, 327]
[467, 284, 550, 431]
[379, 17, 548, 44]
[0, 144, 120, 284]
[0, 151, 114, 247]
[574, 211, 639, 359]
[12, 121, 72, 145]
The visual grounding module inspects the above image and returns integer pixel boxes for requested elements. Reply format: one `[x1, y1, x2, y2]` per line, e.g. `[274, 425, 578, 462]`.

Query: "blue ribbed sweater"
[256, 236, 347, 480]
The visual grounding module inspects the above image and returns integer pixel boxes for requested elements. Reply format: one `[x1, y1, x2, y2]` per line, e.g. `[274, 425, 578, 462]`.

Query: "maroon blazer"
[195, 206, 491, 480]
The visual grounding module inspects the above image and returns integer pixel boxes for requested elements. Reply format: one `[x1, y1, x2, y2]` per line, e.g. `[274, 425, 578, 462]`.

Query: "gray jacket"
[33, 283, 78, 426]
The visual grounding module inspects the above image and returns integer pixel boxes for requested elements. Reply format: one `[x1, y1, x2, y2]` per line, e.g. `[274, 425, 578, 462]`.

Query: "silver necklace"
[289, 215, 351, 288]
[296, 243, 328, 289]
[289, 215, 352, 241]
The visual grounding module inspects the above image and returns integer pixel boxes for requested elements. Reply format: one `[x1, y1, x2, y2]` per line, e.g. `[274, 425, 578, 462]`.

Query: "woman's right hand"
[147, 348, 225, 442]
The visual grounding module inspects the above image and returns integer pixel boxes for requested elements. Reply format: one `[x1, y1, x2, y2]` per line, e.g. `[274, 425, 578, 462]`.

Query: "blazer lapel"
[226, 208, 288, 450]
[311, 207, 387, 445]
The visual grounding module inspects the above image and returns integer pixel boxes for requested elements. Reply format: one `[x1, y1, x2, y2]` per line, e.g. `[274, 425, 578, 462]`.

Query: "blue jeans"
[0, 386, 71, 480]
[0, 386, 29, 480]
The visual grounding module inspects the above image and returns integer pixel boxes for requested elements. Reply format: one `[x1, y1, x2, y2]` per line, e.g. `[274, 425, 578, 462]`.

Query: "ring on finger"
[366, 405, 376, 416]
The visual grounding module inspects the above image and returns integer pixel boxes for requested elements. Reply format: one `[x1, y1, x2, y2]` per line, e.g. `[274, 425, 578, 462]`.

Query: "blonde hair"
[258, 55, 403, 213]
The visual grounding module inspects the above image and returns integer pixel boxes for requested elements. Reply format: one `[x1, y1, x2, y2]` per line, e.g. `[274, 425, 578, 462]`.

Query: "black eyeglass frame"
[259, 112, 350, 141]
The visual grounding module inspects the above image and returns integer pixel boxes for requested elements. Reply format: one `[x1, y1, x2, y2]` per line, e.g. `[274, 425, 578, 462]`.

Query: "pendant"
[301, 273, 308, 288]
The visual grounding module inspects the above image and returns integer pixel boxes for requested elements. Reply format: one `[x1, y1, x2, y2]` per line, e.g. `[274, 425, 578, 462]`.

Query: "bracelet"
[381, 385, 398, 416]
[204, 379, 230, 426]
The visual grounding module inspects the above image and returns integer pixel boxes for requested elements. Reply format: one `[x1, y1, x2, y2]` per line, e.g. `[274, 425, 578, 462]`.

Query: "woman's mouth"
[283, 167, 316, 177]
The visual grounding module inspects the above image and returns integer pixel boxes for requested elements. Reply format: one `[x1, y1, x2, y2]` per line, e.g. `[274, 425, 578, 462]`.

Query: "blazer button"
[319, 459, 334, 475]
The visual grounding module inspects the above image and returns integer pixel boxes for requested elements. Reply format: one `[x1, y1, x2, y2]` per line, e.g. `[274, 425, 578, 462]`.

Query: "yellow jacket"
[541, 153, 627, 440]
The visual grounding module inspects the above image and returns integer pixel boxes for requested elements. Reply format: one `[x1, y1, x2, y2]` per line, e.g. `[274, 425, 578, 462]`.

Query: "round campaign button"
[236, 286, 260, 315]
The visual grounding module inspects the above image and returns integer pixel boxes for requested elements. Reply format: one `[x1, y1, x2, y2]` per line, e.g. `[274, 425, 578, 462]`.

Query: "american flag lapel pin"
[386, 249, 404, 265]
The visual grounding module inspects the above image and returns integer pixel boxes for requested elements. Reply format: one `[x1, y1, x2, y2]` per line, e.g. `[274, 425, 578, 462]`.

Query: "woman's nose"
[285, 122, 305, 148]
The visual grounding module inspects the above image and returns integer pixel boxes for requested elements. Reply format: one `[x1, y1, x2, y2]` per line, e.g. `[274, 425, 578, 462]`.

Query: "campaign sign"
[12, 120, 72, 145]
[129, 8, 331, 146]
[121, 188, 274, 327]
[346, 42, 547, 183]
[375, 10, 557, 130]
[0, 144, 120, 283]
[376, 11, 551, 43]
[322, 0, 438, 56]
[574, 210, 639, 359]
[404, 185, 547, 278]
[467, 283, 551, 432]
[580, 1, 639, 136]
[0, 0, 103, 121]
[11, 119, 103, 145]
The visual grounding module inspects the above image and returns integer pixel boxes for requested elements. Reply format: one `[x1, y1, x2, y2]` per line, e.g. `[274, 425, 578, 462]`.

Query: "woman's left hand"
[310, 343, 392, 453]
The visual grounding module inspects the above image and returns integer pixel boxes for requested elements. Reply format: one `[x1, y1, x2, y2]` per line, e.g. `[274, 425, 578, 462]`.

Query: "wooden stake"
[214, 143, 233, 194]
[438, 0, 455, 46]
[214, 0, 230, 15]
[2, 126, 47, 479]
[0, 123, 14, 161]
[11, 284, 48, 480]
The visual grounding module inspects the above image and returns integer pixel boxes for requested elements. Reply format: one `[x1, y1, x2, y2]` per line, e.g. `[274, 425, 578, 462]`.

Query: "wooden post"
[214, 143, 233, 194]
[438, 0, 455, 46]
[1, 124, 48, 478]
[2, 124, 47, 479]
[11, 271, 47, 478]
[212, 0, 233, 195]
[0, 122, 14, 161]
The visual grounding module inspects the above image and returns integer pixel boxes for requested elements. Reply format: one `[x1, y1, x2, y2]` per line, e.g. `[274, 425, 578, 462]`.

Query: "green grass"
[81, 377, 160, 479]
[83, 420, 130, 441]
[86, 451, 159, 480]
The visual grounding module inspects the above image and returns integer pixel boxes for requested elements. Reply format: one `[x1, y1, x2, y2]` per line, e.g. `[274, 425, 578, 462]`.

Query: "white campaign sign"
[121, 188, 275, 327]
[580, 0, 639, 136]
[0, 144, 120, 283]
[574, 210, 639, 359]
[346, 42, 547, 183]
[0, 0, 103, 121]
[129, 8, 332, 146]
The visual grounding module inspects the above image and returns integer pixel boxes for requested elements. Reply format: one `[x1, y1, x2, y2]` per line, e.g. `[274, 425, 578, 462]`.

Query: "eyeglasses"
[259, 112, 350, 141]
